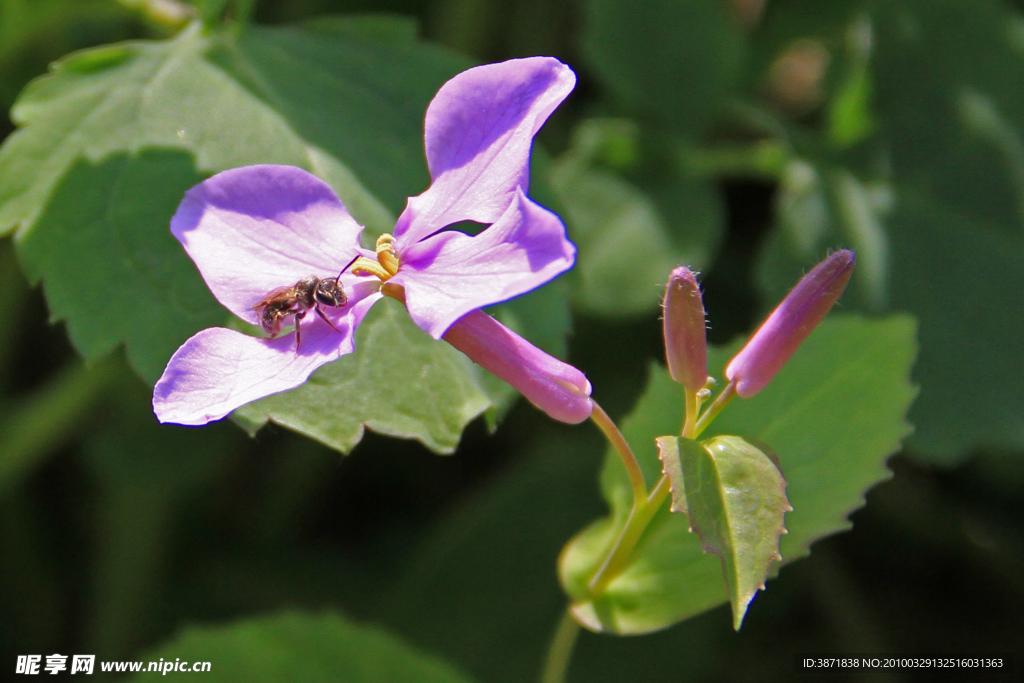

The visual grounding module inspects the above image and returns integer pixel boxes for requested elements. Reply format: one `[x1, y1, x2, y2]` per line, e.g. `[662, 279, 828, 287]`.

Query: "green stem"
[539, 609, 581, 683]
[590, 401, 647, 507]
[682, 387, 699, 438]
[587, 473, 671, 596]
[693, 381, 737, 437]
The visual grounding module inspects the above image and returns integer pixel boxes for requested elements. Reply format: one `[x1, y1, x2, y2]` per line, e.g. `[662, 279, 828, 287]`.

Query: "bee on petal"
[253, 275, 347, 351]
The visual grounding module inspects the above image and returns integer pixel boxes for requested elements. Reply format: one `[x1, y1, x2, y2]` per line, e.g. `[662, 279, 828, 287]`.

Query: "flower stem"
[590, 400, 647, 506]
[587, 472, 671, 596]
[539, 609, 581, 683]
[682, 387, 699, 438]
[693, 380, 737, 437]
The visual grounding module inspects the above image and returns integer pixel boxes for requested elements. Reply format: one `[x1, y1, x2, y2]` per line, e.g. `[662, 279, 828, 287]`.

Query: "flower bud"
[443, 310, 593, 424]
[663, 266, 708, 392]
[726, 250, 855, 398]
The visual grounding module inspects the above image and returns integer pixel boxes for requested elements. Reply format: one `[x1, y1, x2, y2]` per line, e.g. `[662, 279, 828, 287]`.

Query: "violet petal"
[153, 289, 383, 425]
[392, 189, 575, 339]
[442, 310, 592, 424]
[393, 57, 576, 245]
[171, 165, 374, 324]
[726, 250, 855, 398]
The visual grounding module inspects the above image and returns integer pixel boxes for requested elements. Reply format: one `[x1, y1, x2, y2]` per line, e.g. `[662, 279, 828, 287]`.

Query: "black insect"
[253, 275, 347, 351]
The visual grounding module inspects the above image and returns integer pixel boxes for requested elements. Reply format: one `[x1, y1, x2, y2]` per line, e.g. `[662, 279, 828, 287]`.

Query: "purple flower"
[153, 57, 593, 426]
[725, 249, 855, 398]
[663, 266, 708, 393]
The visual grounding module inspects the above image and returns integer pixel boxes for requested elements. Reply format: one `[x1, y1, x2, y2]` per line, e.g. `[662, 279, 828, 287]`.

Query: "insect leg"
[294, 311, 306, 353]
[315, 305, 342, 334]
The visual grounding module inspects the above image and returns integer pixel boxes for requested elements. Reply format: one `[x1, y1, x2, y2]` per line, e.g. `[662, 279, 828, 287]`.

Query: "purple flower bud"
[443, 310, 593, 424]
[663, 266, 708, 392]
[726, 250, 855, 398]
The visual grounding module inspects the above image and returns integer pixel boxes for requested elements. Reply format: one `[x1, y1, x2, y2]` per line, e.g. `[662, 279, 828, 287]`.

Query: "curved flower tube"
[153, 57, 592, 425]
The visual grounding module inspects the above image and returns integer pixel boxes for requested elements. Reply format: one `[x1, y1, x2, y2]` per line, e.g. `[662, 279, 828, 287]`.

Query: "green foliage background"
[0, 0, 1021, 680]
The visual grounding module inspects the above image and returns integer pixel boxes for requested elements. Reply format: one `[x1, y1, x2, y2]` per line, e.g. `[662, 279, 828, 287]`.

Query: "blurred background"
[1, 0, 1022, 680]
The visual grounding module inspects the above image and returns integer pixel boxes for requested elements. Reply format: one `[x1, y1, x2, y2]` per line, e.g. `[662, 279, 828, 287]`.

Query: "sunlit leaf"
[676, 435, 790, 630]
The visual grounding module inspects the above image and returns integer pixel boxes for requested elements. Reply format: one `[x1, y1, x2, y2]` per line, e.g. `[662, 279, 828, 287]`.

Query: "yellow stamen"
[376, 233, 400, 277]
[351, 233, 401, 281]
[350, 257, 393, 281]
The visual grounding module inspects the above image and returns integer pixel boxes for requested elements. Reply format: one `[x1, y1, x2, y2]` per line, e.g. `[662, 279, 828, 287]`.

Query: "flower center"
[350, 233, 400, 281]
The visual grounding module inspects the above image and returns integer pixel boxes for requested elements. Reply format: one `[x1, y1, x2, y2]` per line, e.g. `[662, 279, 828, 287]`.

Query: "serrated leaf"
[233, 298, 491, 455]
[678, 435, 790, 631]
[559, 315, 916, 634]
[130, 611, 477, 683]
[655, 435, 688, 513]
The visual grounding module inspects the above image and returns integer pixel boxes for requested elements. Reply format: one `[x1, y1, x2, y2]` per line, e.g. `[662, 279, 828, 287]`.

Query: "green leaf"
[655, 435, 688, 513]
[581, 0, 743, 136]
[559, 315, 916, 634]
[551, 119, 722, 316]
[130, 611, 477, 683]
[232, 298, 491, 455]
[676, 435, 791, 631]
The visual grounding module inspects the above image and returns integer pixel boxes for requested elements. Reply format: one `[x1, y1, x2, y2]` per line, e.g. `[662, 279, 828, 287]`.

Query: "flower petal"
[171, 165, 374, 324]
[392, 189, 575, 338]
[394, 57, 576, 244]
[443, 310, 592, 424]
[153, 288, 383, 425]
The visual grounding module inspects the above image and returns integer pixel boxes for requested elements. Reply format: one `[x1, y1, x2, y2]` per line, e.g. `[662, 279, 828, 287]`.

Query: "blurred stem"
[683, 140, 790, 180]
[539, 608, 581, 683]
[0, 358, 117, 495]
[590, 401, 647, 506]
[694, 381, 737, 437]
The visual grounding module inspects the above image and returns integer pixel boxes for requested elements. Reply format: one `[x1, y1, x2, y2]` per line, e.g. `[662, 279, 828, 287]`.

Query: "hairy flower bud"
[726, 250, 855, 398]
[663, 266, 708, 392]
